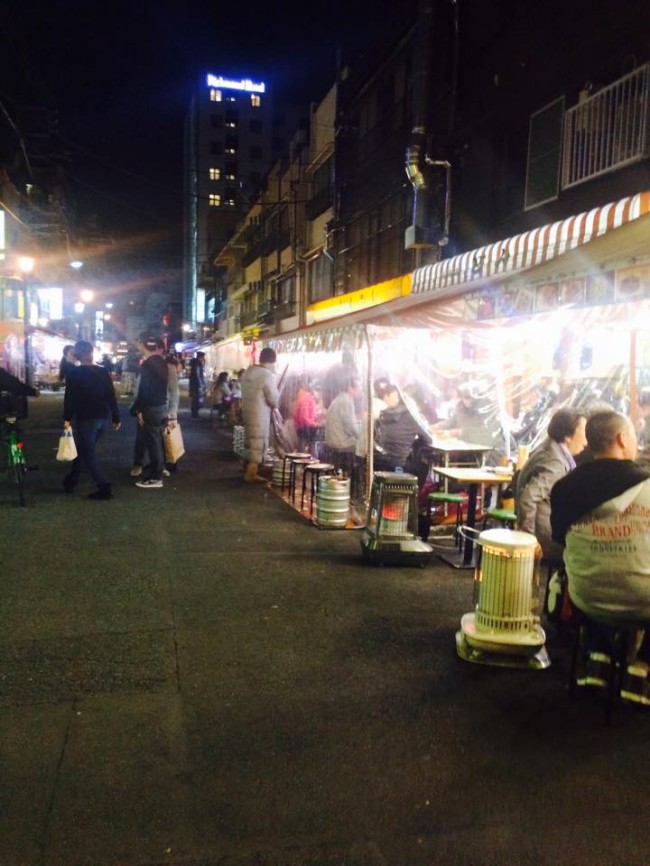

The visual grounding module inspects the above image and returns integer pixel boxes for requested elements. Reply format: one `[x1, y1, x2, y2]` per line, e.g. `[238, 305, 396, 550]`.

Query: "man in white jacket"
[240, 347, 280, 483]
[550, 411, 650, 621]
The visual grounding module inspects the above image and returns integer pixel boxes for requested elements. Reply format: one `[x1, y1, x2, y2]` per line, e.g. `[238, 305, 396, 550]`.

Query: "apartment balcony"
[241, 241, 262, 268]
[240, 309, 261, 328]
[306, 187, 333, 220]
[563, 63, 649, 189]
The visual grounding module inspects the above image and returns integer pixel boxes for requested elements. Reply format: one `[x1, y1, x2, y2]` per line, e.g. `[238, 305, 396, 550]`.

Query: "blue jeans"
[141, 405, 167, 480]
[69, 418, 109, 487]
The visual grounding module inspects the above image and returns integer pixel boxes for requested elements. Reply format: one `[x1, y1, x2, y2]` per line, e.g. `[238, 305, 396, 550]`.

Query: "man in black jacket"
[62, 340, 121, 500]
[131, 336, 168, 488]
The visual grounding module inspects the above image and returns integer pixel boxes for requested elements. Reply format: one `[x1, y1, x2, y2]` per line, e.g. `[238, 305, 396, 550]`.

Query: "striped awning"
[412, 191, 650, 294]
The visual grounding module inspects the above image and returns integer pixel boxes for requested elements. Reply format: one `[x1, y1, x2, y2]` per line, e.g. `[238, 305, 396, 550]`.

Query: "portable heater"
[455, 528, 549, 669]
[361, 472, 433, 566]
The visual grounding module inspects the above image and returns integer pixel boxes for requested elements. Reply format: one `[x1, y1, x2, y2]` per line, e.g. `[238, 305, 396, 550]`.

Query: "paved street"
[1, 389, 649, 866]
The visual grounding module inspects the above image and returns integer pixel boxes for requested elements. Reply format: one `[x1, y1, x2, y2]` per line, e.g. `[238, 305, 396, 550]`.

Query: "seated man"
[550, 411, 650, 699]
[550, 411, 650, 621]
[374, 384, 430, 472]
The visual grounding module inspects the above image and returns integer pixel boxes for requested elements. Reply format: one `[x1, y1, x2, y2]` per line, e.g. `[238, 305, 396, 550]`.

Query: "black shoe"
[87, 484, 113, 500]
[63, 476, 76, 494]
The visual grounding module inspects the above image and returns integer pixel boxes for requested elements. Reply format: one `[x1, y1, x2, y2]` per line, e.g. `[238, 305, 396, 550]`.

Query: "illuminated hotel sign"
[206, 74, 265, 94]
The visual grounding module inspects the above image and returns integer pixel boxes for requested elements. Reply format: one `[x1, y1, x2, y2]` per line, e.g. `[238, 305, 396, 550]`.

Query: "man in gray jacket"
[240, 347, 280, 483]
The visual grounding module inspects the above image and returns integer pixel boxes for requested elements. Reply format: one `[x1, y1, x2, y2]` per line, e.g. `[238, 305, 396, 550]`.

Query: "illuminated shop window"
[209, 167, 221, 180]
[210, 88, 222, 102]
[209, 194, 221, 207]
[251, 94, 261, 107]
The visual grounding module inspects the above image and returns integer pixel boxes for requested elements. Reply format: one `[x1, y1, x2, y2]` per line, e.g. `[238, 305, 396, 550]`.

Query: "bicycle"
[0, 392, 30, 506]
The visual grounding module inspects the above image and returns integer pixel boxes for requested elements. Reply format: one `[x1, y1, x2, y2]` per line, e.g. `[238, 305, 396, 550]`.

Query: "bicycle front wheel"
[9, 461, 27, 506]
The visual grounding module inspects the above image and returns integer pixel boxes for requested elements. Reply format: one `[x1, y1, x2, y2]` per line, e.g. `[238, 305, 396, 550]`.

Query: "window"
[251, 94, 261, 107]
[210, 88, 222, 102]
[209, 193, 221, 207]
[225, 109, 238, 124]
[210, 114, 223, 129]
[209, 167, 221, 181]
[225, 146, 237, 155]
[210, 141, 223, 155]
[525, 97, 564, 210]
[225, 187, 237, 201]
[249, 119, 262, 134]
[225, 160, 237, 180]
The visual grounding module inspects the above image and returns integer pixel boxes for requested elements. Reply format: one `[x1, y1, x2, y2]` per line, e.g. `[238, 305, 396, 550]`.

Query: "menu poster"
[616, 265, 650, 302]
[586, 271, 615, 304]
[535, 281, 558, 311]
[558, 278, 586, 306]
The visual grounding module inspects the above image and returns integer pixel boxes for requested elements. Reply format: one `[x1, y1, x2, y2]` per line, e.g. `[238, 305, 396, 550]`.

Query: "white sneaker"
[162, 469, 171, 477]
[130, 466, 143, 477]
[135, 478, 163, 489]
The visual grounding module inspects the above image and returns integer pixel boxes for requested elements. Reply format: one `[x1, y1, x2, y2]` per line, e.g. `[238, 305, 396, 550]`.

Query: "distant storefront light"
[206, 73, 266, 94]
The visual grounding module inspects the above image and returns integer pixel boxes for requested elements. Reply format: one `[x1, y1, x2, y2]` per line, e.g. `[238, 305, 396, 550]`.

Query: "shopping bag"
[164, 424, 185, 463]
[56, 429, 77, 461]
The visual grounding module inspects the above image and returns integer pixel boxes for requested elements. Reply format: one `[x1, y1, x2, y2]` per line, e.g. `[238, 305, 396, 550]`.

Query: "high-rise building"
[184, 73, 271, 329]
[184, 72, 306, 331]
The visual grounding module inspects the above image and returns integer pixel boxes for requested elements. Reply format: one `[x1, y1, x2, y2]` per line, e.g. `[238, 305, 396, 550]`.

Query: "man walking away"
[62, 340, 121, 500]
[131, 336, 168, 489]
[240, 347, 279, 483]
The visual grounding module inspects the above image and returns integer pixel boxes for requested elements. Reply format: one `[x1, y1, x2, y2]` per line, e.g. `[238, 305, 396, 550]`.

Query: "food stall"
[210, 192, 650, 511]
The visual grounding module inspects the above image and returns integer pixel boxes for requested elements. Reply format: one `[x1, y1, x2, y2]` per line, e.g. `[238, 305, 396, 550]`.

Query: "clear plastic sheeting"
[207, 266, 650, 505]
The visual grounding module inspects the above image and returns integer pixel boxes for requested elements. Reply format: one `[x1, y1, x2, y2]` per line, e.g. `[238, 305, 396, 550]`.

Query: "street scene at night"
[1, 0, 650, 863]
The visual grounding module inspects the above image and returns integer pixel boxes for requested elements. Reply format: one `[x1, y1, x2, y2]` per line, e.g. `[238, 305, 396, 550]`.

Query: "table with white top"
[431, 465, 514, 568]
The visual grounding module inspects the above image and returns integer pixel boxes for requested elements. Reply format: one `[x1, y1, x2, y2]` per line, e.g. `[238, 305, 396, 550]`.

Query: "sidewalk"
[1, 391, 649, 866]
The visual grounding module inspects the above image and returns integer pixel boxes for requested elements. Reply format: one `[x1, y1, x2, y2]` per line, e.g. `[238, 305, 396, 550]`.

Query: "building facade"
[184, 72, 309, 332]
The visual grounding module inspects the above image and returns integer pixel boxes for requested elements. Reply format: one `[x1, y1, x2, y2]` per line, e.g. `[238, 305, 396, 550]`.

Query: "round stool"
[289, 456, 316, 504]
[301, 463, 335, 515]
[481, 507, 517, 530]
[281, 452, 311, 493]
[426, 491, 468, 548]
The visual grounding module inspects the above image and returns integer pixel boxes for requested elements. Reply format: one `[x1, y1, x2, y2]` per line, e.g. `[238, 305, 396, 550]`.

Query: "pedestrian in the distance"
[58, 344, 76, 384]
[130, 335, 168, 489]
[62, 340, 121, 500]
[188, 351, 206, 418]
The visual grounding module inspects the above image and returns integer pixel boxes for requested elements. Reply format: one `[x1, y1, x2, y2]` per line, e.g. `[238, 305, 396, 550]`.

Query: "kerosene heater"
[361, 472, 433, 566]
[455, 528, 549, 669]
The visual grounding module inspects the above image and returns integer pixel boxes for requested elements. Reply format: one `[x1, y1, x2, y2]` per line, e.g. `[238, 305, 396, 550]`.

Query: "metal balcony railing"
[562, 63, 650, 189]
[240, 309, 260, 328]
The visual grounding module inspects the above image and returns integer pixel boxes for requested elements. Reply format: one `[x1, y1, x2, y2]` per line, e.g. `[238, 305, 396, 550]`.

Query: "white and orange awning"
[412, 191, 650, 294]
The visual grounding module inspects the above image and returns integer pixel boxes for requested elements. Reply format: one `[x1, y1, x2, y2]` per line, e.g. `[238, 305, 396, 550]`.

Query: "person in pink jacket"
[293, 377, 321, 453]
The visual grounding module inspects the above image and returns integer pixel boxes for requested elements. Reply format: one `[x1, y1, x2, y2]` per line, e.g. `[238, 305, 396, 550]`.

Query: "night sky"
[0, 0, 413, 266]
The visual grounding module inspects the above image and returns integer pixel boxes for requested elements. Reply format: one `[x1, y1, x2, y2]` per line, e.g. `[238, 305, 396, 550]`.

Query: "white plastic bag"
[56, 429, 77, 461]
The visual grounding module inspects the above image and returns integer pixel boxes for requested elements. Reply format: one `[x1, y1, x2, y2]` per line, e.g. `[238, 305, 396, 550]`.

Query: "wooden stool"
[301, 463, 335, 515]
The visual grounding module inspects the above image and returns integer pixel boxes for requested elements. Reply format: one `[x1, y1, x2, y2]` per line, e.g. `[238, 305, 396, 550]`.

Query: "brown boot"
[244, 462, 267, 483]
